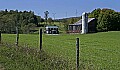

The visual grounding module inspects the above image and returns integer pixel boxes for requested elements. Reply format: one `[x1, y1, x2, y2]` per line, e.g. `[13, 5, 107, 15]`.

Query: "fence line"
[1, 33, 120, 69]
[1, 33, 79, 69]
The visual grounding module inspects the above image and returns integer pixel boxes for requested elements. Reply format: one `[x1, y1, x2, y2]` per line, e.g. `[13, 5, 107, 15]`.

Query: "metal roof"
[46, 26, 58, 28]
[69, 18, 95, 25]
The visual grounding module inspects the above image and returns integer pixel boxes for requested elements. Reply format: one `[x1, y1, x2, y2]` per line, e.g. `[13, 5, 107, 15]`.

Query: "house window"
[75, 26, 78, 30]
[69, 26, 73, 30]
[73, 26, 75, 30]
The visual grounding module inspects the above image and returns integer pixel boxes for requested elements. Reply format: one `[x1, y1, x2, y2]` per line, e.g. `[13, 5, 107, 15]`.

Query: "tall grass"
[0, 44, 70, 70]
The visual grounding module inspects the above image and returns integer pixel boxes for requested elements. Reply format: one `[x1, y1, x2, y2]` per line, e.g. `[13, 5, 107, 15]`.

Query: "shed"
[46, 26, 59, 34]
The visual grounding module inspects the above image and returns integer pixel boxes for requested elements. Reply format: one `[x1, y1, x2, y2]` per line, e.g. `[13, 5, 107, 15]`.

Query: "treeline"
[61, 8, 120, 32]
[89, 8, 120, 31]
[0, 9, 41, 33]
[1, 8, 120, 34]
[58, 17, 81, 24]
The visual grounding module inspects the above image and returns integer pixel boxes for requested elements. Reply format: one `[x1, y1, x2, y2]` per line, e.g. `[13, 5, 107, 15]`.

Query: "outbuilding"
[46, 26, 59, 34]
[68, 12, 97, 34]
[68, 18, 97, 33]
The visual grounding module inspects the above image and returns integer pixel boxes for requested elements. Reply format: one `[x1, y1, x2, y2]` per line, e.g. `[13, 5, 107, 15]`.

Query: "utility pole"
[52, 13, 56, 24]
[66, 12, 67, 18]
[76, 9, 78, 17]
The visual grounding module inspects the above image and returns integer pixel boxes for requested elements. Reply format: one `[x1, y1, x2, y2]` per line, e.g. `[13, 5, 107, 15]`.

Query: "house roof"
[69, 18, 95, 25]
[46, 26, 58, 28]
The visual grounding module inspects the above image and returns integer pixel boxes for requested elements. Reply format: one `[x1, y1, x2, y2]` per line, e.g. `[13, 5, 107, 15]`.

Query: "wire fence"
[0, 32, 77, 69]
[1, 31, 120, 70]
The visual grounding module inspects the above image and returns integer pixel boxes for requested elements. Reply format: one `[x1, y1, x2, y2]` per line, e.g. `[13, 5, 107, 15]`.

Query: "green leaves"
[0, 9, 40, 34]
[89, 8, 120, 32]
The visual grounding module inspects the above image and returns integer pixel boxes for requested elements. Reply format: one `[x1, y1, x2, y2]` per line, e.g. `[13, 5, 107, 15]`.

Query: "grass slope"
[1, 31, 120, 69]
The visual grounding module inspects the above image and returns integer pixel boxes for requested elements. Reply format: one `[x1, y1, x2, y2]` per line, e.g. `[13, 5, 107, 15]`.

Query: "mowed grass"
[1, 31, 120, 69]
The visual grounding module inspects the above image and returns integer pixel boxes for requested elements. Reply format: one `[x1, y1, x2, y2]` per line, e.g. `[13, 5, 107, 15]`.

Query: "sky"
[0, 0, 120, 19]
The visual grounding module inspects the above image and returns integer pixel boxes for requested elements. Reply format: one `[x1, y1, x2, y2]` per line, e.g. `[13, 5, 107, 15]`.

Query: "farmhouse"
[46, 26, 59, 34]
[68, 13, 97, 34]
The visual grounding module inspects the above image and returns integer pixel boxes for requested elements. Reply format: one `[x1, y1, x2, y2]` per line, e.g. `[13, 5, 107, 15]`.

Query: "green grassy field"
[0, 45, 69, 70]
[1, 31, 120, 69]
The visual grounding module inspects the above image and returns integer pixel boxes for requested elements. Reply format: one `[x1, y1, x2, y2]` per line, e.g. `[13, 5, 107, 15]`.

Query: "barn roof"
[69, 18, 95, 25]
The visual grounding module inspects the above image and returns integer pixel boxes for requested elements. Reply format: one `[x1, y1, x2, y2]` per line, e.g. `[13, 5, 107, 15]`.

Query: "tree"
[21, 23, 36, 34]
[97, 13, 110, 31]
[67, 18, 76, 24]
[0, 9, 40, 33]
[109, 12, 120, 31]
[63, 22, 69, 33]
[44, 11, 49, 24]
[96, 8, 120, 31]
[40, 18, 44, 23]
[89, 8, 101, 19]
[61, 19, 68, 33]
[48, 17, 53, 25]
[5, 9, 8, 13]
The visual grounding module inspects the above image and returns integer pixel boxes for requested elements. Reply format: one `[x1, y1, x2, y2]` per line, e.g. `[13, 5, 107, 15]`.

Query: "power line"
[76, 9, 78, 17]
[52, 13, 56, 20]
[66, 12, 67, 18]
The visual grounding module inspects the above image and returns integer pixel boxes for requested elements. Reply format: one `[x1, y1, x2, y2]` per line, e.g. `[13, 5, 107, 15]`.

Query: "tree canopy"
[0, 9, 40, 33]
[89, 8, 120, 31]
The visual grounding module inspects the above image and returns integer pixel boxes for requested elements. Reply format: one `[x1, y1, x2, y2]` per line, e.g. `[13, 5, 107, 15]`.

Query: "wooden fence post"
[16, 27, 19, 47]
[76, 38, 79, 70]
[39, 29, 42, 50]
[0, 30, 1, 43]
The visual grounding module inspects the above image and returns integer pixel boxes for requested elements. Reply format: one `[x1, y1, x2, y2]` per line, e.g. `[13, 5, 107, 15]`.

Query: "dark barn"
[68, 18, 97, 33]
